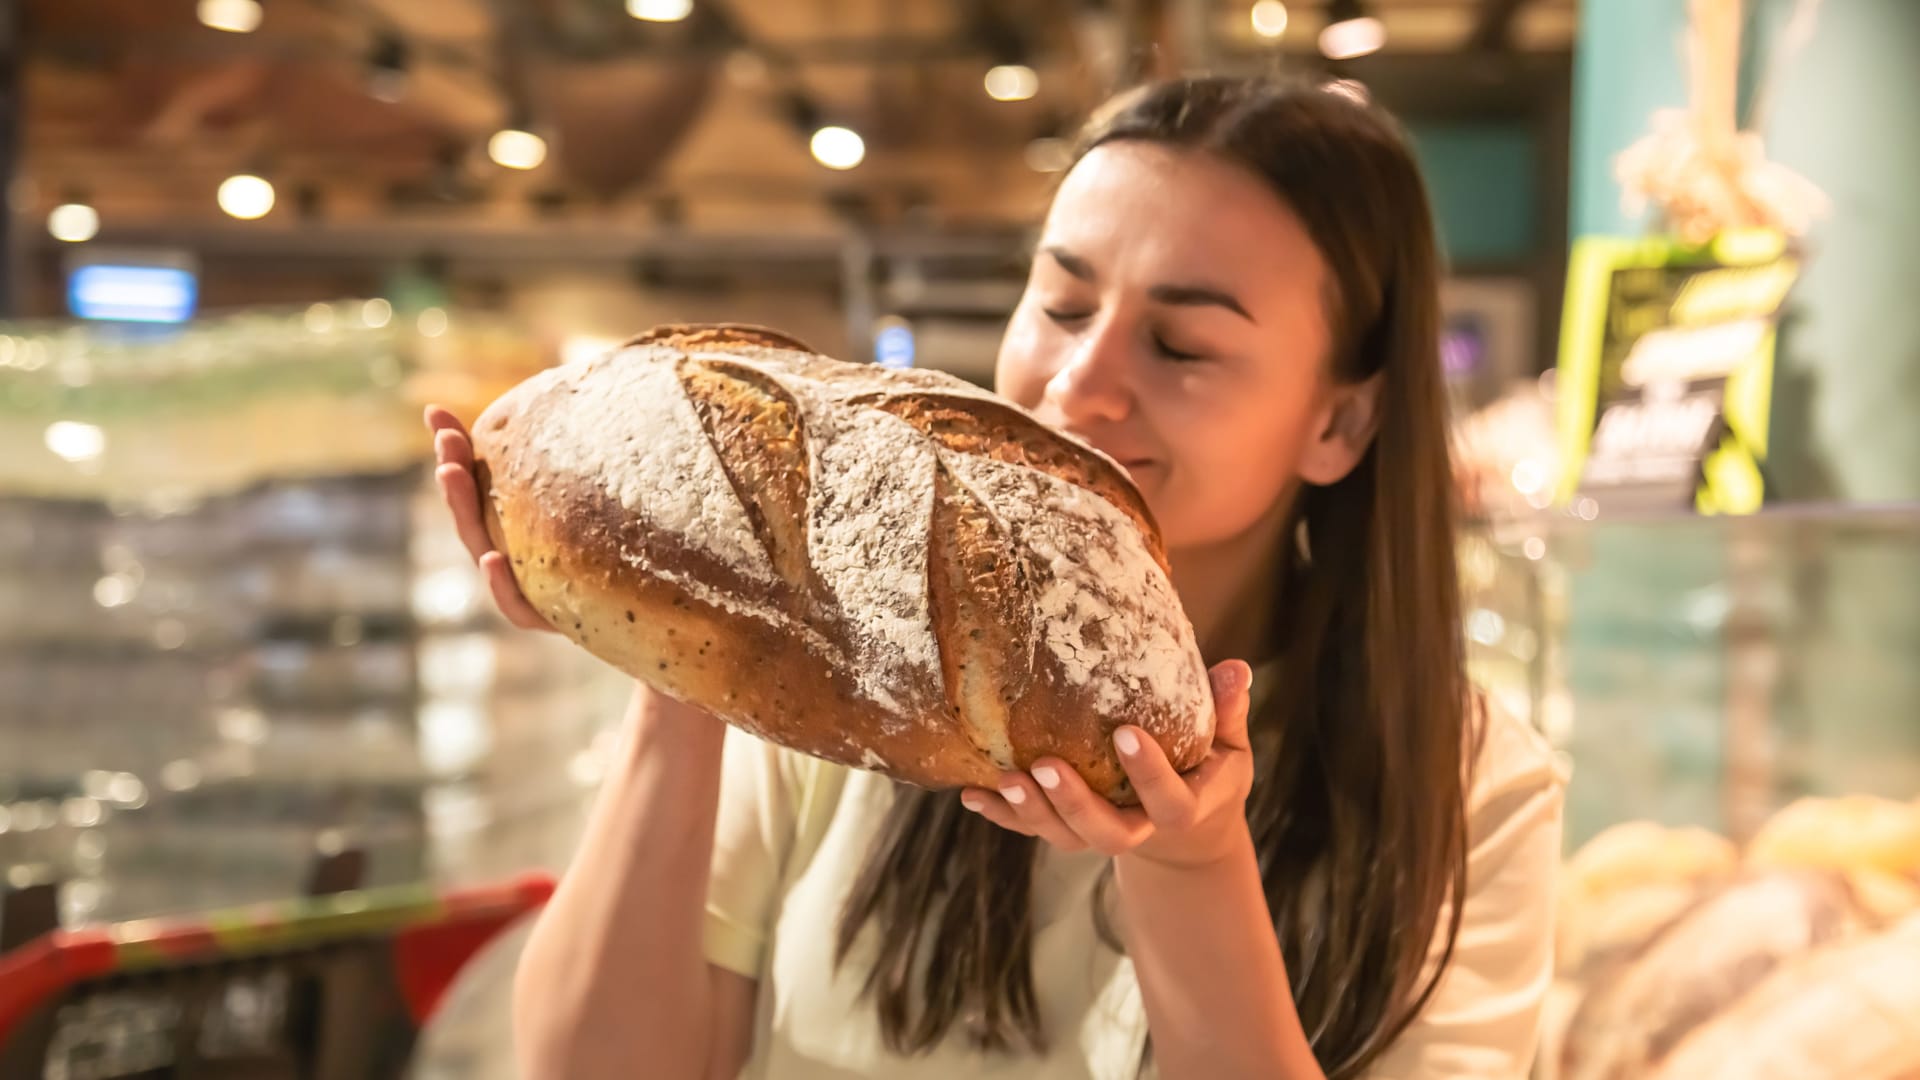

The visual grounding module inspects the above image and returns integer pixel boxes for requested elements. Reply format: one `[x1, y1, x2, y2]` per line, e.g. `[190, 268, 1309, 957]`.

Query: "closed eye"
[1154, 337, 1204, 362]
[1043, 308, 1094, 325]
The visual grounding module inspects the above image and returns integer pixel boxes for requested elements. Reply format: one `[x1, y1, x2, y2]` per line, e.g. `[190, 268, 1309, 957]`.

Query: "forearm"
[513, 683, 729, 1080]
[1115, 828, 1323, 1080]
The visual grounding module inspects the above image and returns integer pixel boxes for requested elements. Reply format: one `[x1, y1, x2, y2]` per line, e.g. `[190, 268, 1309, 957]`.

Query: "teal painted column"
[1570, 0, 1692, 238]
[1750, 0, 1920, 801]
[1751, 0, 1920, 502]
[1559, 0, 1920, 846]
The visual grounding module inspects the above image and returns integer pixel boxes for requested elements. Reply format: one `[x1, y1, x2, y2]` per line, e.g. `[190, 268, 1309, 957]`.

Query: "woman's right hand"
[424, 405, 556, 633]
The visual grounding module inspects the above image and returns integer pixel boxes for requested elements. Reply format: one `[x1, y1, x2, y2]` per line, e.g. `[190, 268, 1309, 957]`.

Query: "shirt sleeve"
[702, 726, 804, 980]
[1365, 700, 1569, 1080]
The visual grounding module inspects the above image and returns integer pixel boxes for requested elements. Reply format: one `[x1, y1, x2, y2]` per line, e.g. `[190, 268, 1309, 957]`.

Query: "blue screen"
[68, 265, 199, 323]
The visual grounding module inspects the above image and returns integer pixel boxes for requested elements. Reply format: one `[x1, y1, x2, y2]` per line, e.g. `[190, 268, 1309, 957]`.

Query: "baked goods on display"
[1549, 798, 1920, 1080]
[472, 324, 1214, 802]
[1639, 912, 1920, 1080]
[1554, 820, 1740, 979]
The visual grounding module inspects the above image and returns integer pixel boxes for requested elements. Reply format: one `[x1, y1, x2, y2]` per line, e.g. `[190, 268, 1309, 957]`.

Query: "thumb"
[1207, 660, 1254, 751]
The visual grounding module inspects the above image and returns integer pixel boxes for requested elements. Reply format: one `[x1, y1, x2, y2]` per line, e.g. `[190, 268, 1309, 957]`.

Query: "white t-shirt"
[703, 692, 1566, 1079]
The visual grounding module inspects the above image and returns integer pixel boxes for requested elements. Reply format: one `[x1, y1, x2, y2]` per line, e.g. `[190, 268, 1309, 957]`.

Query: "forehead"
[1041, 141, 1321, 285]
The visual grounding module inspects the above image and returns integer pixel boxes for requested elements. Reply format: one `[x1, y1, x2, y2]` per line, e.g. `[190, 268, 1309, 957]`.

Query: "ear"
[1298, 373, 1384, 486]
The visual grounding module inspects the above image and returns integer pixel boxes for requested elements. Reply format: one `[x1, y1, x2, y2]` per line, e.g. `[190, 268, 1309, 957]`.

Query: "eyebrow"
[1040, 245, 1257, 324]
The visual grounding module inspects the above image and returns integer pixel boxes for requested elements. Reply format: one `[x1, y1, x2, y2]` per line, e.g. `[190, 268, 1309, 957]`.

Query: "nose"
[1043, 315, 1134, 428]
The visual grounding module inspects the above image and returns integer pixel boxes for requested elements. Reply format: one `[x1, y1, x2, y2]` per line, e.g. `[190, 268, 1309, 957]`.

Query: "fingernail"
[999, 785, 1026, 805]
[1114, 728, 1141, 756]
[1032, 765, 1060, 790]
[1213, 662, 1251, 696]
[961, 793, 985, 812]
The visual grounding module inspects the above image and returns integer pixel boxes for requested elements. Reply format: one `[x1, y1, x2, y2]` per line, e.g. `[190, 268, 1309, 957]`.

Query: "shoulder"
[1464, 689, 1568, 824]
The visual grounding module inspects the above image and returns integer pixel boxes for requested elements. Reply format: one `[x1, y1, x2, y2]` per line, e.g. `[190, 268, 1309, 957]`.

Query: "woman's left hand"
[962, 660, 1256, 870]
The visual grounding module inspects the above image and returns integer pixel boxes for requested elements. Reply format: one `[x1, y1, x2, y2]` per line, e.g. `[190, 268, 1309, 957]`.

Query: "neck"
[1167, 499, 1292, 668]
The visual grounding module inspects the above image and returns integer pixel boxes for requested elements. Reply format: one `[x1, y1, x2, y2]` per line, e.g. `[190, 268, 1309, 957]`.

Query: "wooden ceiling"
[14, 0, 1577, 250]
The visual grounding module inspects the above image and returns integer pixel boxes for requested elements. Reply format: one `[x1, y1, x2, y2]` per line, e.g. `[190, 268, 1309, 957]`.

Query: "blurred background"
[0, 1, 1916, 1077]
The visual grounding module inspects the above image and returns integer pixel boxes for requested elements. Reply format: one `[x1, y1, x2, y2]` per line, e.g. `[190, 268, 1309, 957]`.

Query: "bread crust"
[472, 324, 1212, 801]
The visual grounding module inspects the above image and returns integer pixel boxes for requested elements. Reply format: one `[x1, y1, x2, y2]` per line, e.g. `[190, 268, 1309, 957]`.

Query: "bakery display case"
[1459, 502, 1920, 1078]
[0, 305, 574, 1078]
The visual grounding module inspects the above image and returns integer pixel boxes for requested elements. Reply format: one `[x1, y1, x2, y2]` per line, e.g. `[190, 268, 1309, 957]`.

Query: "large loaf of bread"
[1644, 911, 1920, 1080]
[470, 324, 1213, 801]
[1560, 870, 1869, 1080]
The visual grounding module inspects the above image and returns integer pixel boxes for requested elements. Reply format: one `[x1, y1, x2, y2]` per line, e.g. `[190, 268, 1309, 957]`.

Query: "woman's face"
[995, 141, 1348, 552]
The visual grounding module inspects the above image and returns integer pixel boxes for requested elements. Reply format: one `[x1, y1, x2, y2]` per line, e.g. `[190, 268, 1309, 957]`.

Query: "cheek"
[1148, 384, 1315, 549]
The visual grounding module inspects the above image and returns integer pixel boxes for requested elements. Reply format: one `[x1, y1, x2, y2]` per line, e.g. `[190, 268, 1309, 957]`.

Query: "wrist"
[624, 684, 725, 751]
[1118, 820, 1257, 878]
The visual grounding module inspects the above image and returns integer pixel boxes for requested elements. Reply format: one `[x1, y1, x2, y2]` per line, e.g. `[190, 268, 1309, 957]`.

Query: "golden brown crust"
[860, 393, 1167, 576]
[622, 322, 818, 355]
[471, 324, 1211, 802]
[677, 358, 814, 590]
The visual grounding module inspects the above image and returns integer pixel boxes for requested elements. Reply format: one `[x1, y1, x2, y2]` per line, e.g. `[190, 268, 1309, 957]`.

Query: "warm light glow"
[984, 64, 1039, 102]
[418, 307, 450, 338]
[1319, 15, 1385, 59]
[1509, 459, 1546, 495]
[1324, 78, 1370, 104]
[45, 421, 106, 463]
[362, 298, 394, 327]
[217, 174, 276, 219]
[198, 0, 262, 34]
[627, 0, 693, 21]
[48, 203, 99, 243]
[487, 128, 548, 170]
[561, 335, 624, 367]
[810, 126, 866, 170]
[1250, 1, 1289, 38]
[1024, 137, 1072, 174]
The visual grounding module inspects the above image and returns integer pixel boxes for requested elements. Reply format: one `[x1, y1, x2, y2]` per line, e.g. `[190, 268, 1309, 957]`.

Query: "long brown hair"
[835, 75, 1471, 1078]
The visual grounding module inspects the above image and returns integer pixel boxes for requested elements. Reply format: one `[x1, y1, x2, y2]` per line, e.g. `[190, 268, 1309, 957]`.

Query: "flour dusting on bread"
[476, 328, 1213, 797]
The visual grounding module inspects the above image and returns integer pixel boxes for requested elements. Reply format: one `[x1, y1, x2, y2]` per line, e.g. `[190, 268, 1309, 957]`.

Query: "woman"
[426, 75, 1564, 1079]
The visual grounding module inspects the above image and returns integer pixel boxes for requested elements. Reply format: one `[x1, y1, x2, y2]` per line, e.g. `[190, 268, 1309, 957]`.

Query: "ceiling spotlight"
[198, 0, 262, 34]
[810, 125, 866, 170]
[1319, 0, 1384, 60]
[984, 64, 1039, 102]
[1249, 1, 1289, 39]
[627, 0, 692, 21]
[48, 202, 100, 243]
[488, 128, 549, 170]
[217, 174, 276, 220]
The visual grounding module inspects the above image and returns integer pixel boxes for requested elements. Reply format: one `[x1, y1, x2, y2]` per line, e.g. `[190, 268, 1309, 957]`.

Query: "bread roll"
[1747, 794, 1920, 877]
[1560, 870, 1867, 1080]
[470, 324, 1213, 801]
[1645, 912, 1920, 1080]
[1555, 821, 1739, 977]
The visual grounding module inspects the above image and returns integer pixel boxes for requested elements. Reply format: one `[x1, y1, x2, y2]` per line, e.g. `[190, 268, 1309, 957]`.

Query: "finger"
[435, 463, 497, 565]
[1207, 660, 1255, 752]
[958, 789, 1043, 839]
[423, 405, 470, 441]
[1029, 759, 1153, 857]
[481, 551, 553, 631]
[1113, 726, 1201, 831]
[988, 774, 1089, 852]
[434, 427, 474, 470]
